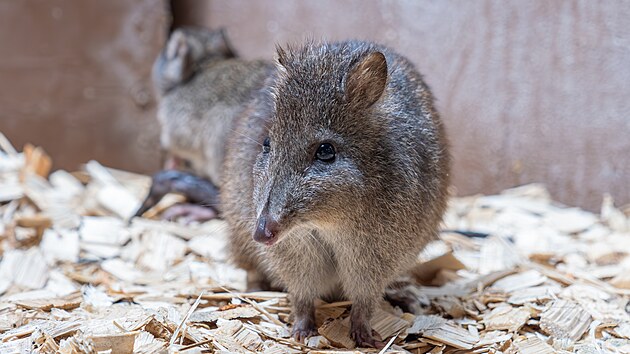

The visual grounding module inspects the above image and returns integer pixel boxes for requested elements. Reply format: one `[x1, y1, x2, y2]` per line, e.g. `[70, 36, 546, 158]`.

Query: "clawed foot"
[161, 203, 218, 223]
[291, 318, 318, 342]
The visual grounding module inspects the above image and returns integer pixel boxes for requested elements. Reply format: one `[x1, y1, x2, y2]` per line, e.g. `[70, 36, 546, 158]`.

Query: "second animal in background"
[136, 27, 273, 221]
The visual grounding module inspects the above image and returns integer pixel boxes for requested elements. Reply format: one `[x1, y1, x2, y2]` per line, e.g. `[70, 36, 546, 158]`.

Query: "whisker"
[229, 128, 263, 147]
[302, 227, 335, 265]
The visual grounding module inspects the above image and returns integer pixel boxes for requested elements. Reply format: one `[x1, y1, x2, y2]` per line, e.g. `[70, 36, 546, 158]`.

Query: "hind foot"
[162, 203, 218, 223]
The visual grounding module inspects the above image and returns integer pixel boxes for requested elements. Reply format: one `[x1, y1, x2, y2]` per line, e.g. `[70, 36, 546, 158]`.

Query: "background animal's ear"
[166, 30, 189, 61]
[208, 28, 236, 58]
[344, 51, 388, 108]
[152, 30, 192, 94]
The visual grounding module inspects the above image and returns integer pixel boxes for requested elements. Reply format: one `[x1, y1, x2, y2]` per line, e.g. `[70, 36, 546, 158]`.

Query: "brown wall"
[0, 1, 628, 211]
[0, 0, 168, 174]
[173, 0, 630, 211]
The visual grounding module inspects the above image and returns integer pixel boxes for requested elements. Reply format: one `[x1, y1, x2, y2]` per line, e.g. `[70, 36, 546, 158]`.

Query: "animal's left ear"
[165, 30, 189, 61]
[344, 51, 388, 108]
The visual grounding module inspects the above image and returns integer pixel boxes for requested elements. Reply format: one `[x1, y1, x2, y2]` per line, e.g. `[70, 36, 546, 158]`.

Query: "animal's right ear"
[343, 52, 388, 109]
[208, 28, 236, 58]
[165, 30, 189, 61]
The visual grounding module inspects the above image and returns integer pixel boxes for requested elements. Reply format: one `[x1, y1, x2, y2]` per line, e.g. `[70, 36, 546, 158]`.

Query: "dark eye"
[315, 143, 335, 162]
[263, 137, 270, 153]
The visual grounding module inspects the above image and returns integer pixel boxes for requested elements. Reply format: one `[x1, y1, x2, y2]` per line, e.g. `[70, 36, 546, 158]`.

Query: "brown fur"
[221, 40, 450, 347]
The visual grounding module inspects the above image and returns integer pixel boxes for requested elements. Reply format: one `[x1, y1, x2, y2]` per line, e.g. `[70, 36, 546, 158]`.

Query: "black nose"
[253, 213, 281, 245]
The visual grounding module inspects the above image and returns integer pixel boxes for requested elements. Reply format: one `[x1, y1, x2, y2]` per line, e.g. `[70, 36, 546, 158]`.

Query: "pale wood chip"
[49, 170, 84, 197]
[474, 330, 513, 347]
[612, 322, 630, 339]
[601, 194, 630, 233]
[189, 305, 259, 323]
[214, 319, 257, 353]
[407, 314, 478, 349]
[370, 308, 410, 340]
[610, 272, 630, 290]
[407, 315, 447, 335]
[32, 329, 60, 352]
[22, 143, 52, 178]
[0, 337, 31, 353]
[40, 229, 80, 263]
[539, 300, 592, 342]
[97, 184, 141, 220]
[80, 216, 129, 245]
[411, 252, 466, 284]
[90, 331, 139, 354]
[0, 248, 49, 290]
[234, 325, 265, 352]
[58, 334, 97, 353]
[482, 305, 531, 332]
[262, 342, 303, 353]
[507, 285, 560, 305]
[188, 228, 230, 262]
[315, 306, 346, 327]
[306, 335, 331, 349]
[13, 291, 82, 311]
[544, 208, 598, 234]
[477, 236, 522, 274]
[100, 258, 145, 283]
[0, 182, 23, 202]
[491, 269, 547, 293]
[131, 217, 212, 240]
[423, 321, 479, 350]
[465, 269, 517, 292]
[318, 318, 355, 349]
[513, 334, 555, 354]
[199, 291, 288, 302]
[136, 230, 187, 272]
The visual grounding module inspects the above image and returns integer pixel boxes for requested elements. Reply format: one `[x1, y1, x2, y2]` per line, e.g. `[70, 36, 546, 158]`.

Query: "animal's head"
[152, 27, 235, 94]
[252, 42, 390, 246]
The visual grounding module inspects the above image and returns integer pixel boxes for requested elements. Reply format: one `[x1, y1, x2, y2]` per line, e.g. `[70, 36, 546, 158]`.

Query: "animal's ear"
[275, 45, 288, 67]
[274, 45, 290, 79]
[208, 28, 236, 58]
[153, 30, 192, 93]
[344, 52, 388, 108]
[165, 30, 189, 61]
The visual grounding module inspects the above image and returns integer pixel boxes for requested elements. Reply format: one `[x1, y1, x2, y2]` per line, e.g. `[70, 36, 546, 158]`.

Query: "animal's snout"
[253, 213, 281, 246]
